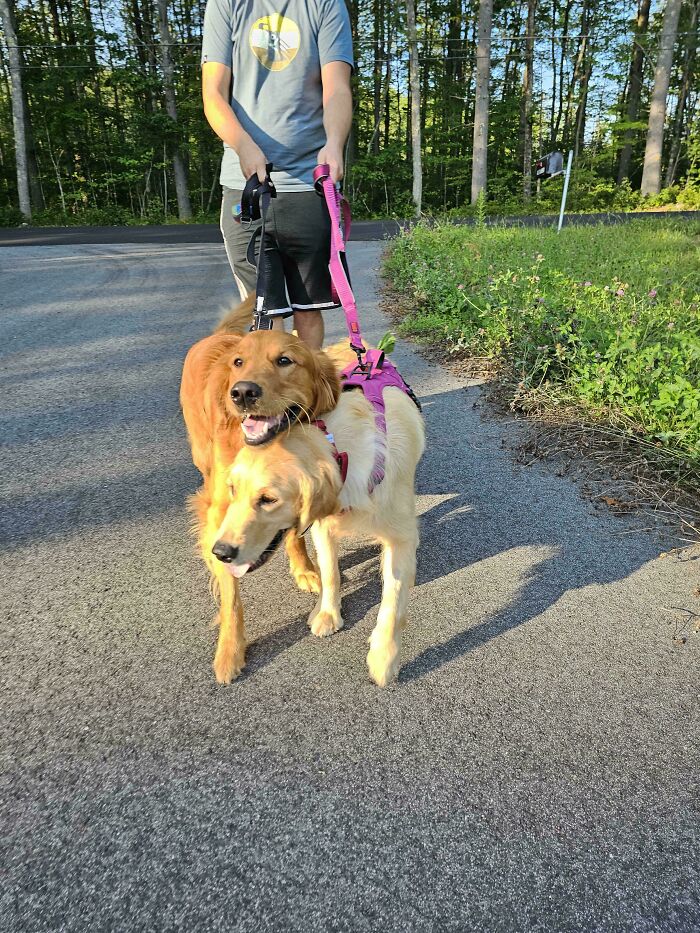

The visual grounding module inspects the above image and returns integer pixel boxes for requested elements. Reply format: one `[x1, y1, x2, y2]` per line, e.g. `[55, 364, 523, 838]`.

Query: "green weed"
[384, 220, 700, 466]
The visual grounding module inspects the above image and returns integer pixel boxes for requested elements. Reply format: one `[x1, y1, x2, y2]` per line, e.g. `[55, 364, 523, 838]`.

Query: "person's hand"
[237, 135, 268, 183]
[317, 143, 344, 183]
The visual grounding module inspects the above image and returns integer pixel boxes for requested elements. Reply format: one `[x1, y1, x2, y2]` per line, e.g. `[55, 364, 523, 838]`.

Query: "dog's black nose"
[212, 540, 239, 563]
[230, 381, 262, 409]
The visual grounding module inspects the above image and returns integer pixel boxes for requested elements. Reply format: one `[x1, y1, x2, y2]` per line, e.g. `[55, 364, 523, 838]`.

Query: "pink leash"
[313, 164, 422, 493]
[313, 163, 366, 364]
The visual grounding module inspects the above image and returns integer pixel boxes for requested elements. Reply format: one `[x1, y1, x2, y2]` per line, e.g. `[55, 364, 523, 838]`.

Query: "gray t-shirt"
[202, 0, 354, 191]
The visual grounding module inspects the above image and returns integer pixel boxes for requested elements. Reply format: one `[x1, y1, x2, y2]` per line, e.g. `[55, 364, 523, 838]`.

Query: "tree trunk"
[501, 2, 524, 105]
[520, 0, 537, 201]
[640, 0, 683, 196]
[617, 0, 652, 184]
[445, 0, 463, 162]
[406, 0, 422, 216]
[552, 0, 572, 146]
[419, 3, 432, 140]
[574, 58, 592, 158]
[565, 0, 589, 152]
[156, 0, 192, 219]
[371, 0, 382, 155]
[343, 0, 358, 197]
[549, 0, 557, 144]
[471, 0, 492, 203]
[664, 0, 699, 187]
[47, 0, 63, 42]
[383, 21, 392, 148]
[0, 0, 31, 219]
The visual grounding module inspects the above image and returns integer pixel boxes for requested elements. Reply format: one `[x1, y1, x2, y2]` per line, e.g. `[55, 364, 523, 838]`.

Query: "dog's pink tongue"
[227, 563, 250, 579]
[242, 417, 268, 441]
[241, 414, 283, 441]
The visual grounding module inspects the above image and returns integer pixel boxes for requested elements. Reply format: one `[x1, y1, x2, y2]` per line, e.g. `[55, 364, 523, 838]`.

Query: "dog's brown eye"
[276, 356, 293, 367]
[258, 493, 278, 506]
[233, 358, 243, 368]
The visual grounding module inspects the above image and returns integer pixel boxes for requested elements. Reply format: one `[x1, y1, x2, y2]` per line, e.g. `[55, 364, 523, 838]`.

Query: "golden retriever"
[212, 341, 425, 686]
[180, 296, 340, 683]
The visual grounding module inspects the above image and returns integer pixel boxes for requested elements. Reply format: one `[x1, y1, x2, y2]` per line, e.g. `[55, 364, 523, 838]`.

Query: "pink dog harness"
[313, 164, 421, 491]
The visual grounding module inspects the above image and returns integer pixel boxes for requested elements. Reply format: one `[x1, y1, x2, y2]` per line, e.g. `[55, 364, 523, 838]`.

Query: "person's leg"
[220, 187, 256, 301]
[293, 309, 324, 349]
[272, 190, 339, 348]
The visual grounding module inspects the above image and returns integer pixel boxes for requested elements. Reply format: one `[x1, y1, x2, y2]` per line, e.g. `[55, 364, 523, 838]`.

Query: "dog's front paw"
[213, 646, 245, 684]
[308, 608, 344, 638]
[293, 568, 321, 594]
[367, 637, 400, 687]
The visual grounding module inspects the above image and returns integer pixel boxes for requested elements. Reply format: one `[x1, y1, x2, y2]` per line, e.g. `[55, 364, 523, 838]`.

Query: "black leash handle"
[240, 164, 277, 331]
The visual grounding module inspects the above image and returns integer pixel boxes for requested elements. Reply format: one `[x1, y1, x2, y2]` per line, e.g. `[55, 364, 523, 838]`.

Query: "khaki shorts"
[219, 186, 340, 317]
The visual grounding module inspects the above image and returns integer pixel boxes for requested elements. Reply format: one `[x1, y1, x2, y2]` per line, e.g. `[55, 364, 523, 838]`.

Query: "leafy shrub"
[385, 220, 700, 462]
[678, 183, 700, 210]
[30, 204, 136, 226]
[0, 204, 25, 227]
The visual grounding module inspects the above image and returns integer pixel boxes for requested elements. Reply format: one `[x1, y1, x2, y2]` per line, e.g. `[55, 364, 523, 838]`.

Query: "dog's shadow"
[239, 544, 380, 676]
[238, 613, 311, 679]
[241, 381, 663, 683]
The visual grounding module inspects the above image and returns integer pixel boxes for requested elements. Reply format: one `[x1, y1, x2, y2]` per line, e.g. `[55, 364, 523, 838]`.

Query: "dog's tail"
[214, 293, 255, 336]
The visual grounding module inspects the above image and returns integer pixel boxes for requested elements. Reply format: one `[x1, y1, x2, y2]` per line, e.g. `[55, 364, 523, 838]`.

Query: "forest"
[0, 0, 698, 225]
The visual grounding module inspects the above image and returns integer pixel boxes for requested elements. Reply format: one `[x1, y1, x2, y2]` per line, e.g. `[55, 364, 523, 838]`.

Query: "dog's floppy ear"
[204, 335, 243, 427]
[311, 350, 341, 416]
[296, 458, 342, 531]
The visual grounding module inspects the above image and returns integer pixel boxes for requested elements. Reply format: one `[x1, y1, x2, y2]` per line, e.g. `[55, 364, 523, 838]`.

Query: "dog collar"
[312, 419, 348, 484]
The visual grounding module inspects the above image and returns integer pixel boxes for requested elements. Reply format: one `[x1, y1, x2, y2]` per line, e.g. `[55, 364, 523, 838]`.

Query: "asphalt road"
[1, 209, 698, 247]
[1, 240, 699, 932]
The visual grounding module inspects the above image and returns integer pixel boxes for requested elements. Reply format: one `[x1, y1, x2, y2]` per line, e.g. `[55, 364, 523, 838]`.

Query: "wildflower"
[457, 284, 465, 291]
[487, 276, 495, 284]
[532, 275, 540, 282]
[536, 254, 544, 262]
[512, 276, 518, 284]
[648, 289, 657, 299]
[583, 281, 592, 288]
[630, 314, 639, 325]
[594, 352, 601, 360]
[616, 288, 625, 298]
[667, 321, 675, 330]
[537, 297, 546, 304]
[536, 345, 549, 352]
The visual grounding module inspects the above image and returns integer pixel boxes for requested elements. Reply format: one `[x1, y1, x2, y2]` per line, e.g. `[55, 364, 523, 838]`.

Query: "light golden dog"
[213, 342, 425, 686]
[180, 296, 340, 683]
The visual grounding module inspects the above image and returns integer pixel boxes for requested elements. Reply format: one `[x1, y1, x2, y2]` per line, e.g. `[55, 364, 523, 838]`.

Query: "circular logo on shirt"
[249, 14, 300, 71]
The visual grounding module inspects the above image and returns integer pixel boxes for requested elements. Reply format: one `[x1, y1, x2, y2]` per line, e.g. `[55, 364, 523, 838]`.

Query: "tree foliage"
[0, 0, 698, 224]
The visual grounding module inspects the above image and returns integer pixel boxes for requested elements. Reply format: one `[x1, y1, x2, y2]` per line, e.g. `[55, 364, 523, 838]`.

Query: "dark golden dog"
[180, 296, 340, 683]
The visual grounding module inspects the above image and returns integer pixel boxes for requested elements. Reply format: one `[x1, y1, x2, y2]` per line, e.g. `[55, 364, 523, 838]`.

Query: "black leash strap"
[241, 163, 277, 331]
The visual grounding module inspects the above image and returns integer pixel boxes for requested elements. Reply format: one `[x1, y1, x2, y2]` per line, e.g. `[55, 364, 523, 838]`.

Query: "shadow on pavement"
[303, 385, 658, 683]
[0, 461, 198, 551]
[2, 279, 657, 678]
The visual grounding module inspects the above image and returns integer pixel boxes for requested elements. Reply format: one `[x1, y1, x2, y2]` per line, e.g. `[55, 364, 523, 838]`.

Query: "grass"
[384, 219, 700, 484]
